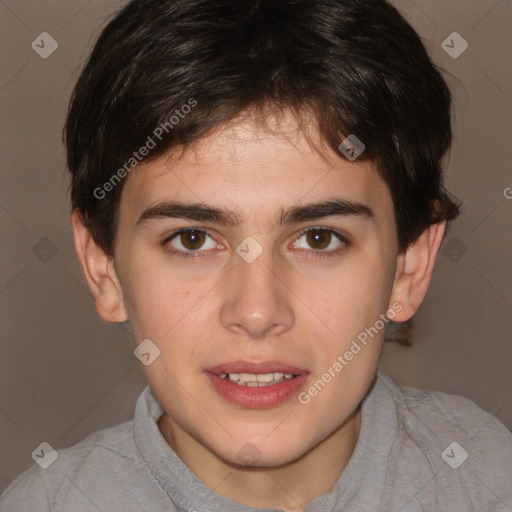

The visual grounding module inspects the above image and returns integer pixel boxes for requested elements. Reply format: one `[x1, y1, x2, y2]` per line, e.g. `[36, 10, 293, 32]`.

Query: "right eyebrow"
[135, 201, 241, 229]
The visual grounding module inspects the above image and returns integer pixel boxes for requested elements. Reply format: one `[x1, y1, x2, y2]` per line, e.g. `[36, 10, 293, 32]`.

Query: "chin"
[213, 435, 312, 469]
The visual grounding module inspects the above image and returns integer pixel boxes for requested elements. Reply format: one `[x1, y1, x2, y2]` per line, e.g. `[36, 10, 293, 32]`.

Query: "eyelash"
[162, 227, 350, 259]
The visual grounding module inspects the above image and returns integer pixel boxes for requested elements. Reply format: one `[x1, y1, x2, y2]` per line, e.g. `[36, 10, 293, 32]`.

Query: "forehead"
[119, 111, 393, 228]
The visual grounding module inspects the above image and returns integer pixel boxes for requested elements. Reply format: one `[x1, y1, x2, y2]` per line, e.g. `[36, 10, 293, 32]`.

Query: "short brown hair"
[65, 0, 460, 257]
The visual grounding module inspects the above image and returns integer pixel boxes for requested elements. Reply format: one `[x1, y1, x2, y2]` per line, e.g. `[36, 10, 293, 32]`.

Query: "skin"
[72, 109, 446, 511]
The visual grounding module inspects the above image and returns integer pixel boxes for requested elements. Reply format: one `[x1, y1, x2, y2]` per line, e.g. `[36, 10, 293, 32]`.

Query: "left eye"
[292, 228, 346, 251]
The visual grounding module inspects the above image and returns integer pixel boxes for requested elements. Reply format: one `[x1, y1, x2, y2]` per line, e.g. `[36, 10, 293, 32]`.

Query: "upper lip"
[206, 360, 308, 376]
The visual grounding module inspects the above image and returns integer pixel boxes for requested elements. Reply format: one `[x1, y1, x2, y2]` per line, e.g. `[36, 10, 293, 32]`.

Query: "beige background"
[1, 0, 511, 492]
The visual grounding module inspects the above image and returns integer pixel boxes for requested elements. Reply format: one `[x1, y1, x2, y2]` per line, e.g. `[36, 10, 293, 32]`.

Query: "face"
[112, 110, 401, 467]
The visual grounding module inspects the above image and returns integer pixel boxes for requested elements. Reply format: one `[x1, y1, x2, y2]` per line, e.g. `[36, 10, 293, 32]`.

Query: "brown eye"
[291, 227, 347, 255]
[167, 229, 217, 253]
[179, 229, 206, 250]
[305, 228, 332, 250]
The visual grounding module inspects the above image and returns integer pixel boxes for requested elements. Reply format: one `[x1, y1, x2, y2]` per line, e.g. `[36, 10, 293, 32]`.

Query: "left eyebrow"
[280, 199, 374, 224]
[135, 199, 374, 229]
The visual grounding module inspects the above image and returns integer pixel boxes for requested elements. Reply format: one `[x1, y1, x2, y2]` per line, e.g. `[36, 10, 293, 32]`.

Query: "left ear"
[388, 221, 446, 322]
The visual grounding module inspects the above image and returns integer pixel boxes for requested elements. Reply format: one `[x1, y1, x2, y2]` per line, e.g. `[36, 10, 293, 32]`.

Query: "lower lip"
[205, 373, 309, 409]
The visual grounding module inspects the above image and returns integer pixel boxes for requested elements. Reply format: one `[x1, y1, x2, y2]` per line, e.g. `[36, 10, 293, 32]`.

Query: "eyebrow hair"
[135, 199, 374, 229]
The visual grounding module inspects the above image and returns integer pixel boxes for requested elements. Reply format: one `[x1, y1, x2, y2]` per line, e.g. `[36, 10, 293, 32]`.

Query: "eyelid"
[165, 227, 216, 242]
[298, 226, 349, 242]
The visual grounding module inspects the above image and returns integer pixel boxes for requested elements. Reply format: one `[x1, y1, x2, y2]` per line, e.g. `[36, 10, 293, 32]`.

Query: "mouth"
[204, 360, 309, 408]
[219, 371, 299, 387]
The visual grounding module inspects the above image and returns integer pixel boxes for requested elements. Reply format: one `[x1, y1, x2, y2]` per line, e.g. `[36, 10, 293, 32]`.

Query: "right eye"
[165, 228, 219, 255]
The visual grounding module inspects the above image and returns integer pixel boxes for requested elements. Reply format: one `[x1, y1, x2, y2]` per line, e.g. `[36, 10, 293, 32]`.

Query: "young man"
[1, 0, 511, 510]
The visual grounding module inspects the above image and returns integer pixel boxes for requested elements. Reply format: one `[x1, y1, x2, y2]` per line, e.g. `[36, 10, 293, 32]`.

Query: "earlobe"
[388, 221, 447, 322]
[70, 209, 128, 323]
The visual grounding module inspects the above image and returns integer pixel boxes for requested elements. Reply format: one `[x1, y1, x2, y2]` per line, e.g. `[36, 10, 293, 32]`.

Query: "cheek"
[120, 256, 205, 341]
[293, 264, 389, 425]
[295, 256, 392, 341]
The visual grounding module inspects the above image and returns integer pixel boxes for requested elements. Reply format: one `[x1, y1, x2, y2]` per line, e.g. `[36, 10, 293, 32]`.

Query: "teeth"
[239, 372, 255, 382]
[222, 371, 296, 386]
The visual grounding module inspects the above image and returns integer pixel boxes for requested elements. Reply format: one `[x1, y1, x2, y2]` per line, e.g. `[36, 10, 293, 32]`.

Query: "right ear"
[70, 209, 128, 323]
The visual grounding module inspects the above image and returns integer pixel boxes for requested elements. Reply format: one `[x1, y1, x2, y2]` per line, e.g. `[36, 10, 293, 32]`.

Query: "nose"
[219, 249, 295, 339]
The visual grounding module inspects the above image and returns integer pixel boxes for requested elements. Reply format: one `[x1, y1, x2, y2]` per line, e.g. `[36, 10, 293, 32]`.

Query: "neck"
[158, 407, 361, 512]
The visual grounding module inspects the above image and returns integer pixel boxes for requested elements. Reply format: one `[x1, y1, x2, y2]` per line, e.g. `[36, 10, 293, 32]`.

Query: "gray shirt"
[1, 370, 511, 511]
